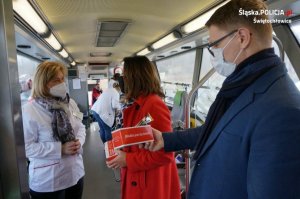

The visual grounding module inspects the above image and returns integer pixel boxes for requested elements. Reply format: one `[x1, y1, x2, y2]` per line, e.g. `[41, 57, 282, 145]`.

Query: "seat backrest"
[171, 90, 187, 129]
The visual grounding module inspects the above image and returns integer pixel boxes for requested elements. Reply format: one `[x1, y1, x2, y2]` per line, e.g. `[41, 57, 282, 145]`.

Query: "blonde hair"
[31, 61, 67, 98]
[206, 0, 273, 46]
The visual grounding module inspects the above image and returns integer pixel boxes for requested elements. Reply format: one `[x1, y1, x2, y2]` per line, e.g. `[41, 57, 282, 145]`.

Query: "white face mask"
[49, 82, 67, 98]
[210, 33, 243, 77]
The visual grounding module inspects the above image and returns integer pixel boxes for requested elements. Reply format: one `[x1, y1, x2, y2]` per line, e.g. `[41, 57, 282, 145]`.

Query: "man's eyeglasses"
[207, 29, 238, 57]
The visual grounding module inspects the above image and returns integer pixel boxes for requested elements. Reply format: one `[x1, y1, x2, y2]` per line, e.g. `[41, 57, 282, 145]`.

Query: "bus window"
[156, 50, 196, 105]
[193, 72, 225, 124]
[193, 37, 300, 125]
[199, 48, 213, 80]
[17, 54, 40, 78]
[272, 39, 300, 90]
[290, 19, 300, 45]
[192, 47, 226, 125]
[17, 54, 40, 105]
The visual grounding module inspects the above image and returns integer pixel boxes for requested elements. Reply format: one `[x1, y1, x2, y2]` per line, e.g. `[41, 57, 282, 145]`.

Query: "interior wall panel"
[0, 0, 29, 198]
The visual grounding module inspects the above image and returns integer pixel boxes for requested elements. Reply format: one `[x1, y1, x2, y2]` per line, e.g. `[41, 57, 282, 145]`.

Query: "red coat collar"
[134, 95, 148, 106]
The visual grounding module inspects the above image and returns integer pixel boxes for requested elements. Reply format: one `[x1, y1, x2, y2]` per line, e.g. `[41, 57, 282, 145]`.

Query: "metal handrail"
[273, 35, 285, 62]
[183, 68, 215, 197]
[113, 168, 121, 182]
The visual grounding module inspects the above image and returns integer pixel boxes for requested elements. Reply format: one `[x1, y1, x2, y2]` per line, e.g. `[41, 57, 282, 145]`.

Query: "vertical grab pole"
[272, 35, 285, 62]
[184, 68, 215, 198]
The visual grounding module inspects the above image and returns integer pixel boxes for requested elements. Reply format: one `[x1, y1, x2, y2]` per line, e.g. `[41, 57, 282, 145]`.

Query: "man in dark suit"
[143, 0, 300, 198]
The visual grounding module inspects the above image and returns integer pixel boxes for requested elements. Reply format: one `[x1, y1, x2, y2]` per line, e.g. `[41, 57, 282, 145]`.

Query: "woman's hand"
[62, 139, 81, 155]
[106, 149, 127, 169]
[74, 139, 81, 153]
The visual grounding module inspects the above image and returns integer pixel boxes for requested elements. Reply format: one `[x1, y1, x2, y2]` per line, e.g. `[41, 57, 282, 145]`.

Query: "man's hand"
[62, 139, 81, 155]
[139, 128, 164, 151]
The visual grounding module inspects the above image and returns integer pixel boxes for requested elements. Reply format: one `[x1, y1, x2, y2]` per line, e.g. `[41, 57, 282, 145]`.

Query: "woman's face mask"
[209, 32, 243, 77]
[49, 82, 67, 98]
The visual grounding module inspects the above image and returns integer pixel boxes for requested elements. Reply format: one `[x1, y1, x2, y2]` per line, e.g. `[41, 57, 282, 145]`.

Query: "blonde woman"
[22, 61, 85, 199]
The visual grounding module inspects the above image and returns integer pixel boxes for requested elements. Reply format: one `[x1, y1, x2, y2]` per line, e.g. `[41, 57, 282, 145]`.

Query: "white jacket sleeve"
[23, 113, 62, 160]
[112, 91, 121, 110]
[69, 101, 86, 152]
[74, 119, 86, 149]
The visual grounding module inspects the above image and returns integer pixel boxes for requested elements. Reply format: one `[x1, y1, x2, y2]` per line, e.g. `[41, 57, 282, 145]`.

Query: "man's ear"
[238, 28, 251, 49]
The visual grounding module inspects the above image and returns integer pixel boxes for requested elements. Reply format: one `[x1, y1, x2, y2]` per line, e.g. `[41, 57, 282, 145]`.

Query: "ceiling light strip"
[151, 32, 179, 50]
[13, 0, 74, 66]
[181, 0, 230, 34]
[59, 49, 68, 58]
[12, 0, 48, 35]
[137, 48, 151, 56]
[44, 33, 62, 51]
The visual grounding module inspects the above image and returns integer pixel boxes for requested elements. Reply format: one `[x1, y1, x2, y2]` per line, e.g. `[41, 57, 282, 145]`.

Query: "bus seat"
[171, 90, 187, 130]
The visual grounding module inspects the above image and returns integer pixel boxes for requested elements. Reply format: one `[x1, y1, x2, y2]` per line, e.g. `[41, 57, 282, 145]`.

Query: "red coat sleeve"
[126, 96, 175, 172]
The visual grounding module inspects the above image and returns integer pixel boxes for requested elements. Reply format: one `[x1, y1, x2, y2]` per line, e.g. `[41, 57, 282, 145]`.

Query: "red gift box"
[104, 140, 117, 161]
[112, 125, 153, 149]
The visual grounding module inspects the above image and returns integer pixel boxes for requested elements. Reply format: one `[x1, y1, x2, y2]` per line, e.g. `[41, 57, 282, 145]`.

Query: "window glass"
[17, 54, 40, 105]
[199, 48, 213, 80]
[290, 19, 300, 45]
[17, 54, 40, 78]
[272, 39, 300, 90]
[192, 37, 300, 126]
[193, 72, 225, 123]
[193, 47, 225, 124]
[156, 50, 196, 105]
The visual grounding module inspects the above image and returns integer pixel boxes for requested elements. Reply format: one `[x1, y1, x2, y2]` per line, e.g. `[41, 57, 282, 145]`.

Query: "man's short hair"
[206, 0, 273, 45]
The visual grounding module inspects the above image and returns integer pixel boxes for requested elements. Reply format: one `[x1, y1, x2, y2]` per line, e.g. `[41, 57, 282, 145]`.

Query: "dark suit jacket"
[164, 63, 300, 199]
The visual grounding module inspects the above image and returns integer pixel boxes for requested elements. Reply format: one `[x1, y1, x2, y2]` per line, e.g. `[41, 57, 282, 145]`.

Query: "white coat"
[22, 99, 86, 192]
[91, 80, 121, 127]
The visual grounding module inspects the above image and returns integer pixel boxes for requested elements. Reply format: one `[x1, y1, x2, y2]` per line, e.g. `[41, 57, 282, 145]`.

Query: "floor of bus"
[82, 122, 186, 199]
[82, 122, 121, 199]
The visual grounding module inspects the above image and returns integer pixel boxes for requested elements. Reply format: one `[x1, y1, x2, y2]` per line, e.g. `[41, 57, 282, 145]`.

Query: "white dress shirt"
[22, 99, 86, 192]
[91, 81, 121, 127]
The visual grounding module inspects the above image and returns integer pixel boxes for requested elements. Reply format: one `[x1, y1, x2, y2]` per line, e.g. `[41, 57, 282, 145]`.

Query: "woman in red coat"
[91, 81, 102, 105]
[107, 56, 181, 199]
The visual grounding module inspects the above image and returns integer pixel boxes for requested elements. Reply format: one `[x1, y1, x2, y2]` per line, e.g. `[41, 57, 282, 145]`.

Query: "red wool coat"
[121, 94, 181, 199]
[92, 87, 101, 105]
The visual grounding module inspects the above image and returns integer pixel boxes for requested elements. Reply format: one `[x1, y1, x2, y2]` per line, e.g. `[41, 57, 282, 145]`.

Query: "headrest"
[173, 91, 183, 106]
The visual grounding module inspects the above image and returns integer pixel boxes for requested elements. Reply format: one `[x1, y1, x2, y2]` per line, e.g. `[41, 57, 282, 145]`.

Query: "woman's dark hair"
[112, 73, 125, 93]
[113, 73, 121, 80]
[123, 56, 164, 99]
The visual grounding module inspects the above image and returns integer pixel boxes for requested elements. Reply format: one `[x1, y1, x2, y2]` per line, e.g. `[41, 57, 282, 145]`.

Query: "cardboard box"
[112, 125, 153, 149]
[104, 140, 117, 161]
